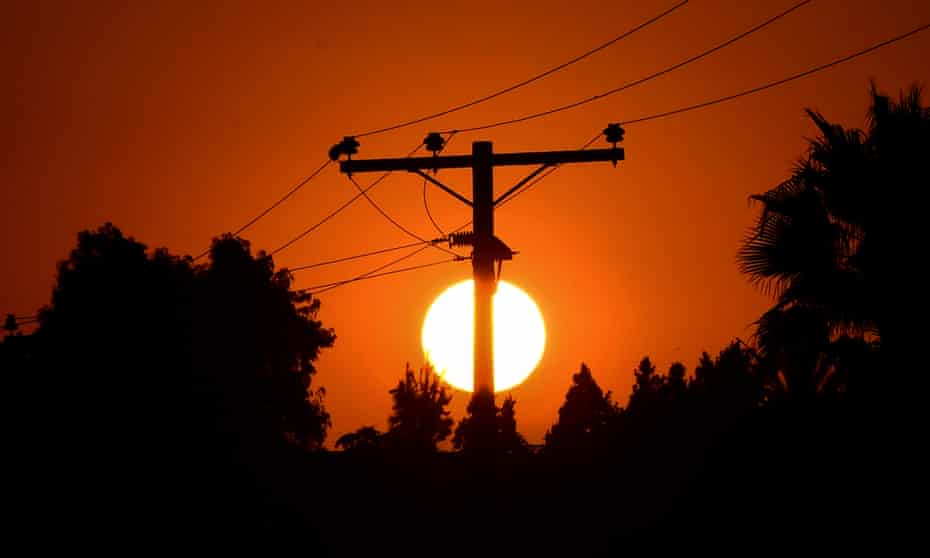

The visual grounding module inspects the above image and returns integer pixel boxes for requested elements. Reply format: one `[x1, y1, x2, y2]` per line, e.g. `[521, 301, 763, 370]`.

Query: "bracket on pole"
[411, 169, 473, 207]
[494, 164, 552, 206]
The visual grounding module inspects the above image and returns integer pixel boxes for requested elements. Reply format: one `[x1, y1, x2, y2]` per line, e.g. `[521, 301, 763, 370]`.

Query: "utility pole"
[335, 126, 624, 449]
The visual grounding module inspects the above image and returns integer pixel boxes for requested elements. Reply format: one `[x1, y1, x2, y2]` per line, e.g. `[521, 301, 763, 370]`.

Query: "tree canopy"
[544, 363, 619, 452]
[738, 84, 927, 401]
[3, 224, 336, 543]
[383, 364, 454, 452]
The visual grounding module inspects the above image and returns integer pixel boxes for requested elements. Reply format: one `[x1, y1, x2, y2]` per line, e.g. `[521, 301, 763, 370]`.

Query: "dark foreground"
[10, 403, 898, 556]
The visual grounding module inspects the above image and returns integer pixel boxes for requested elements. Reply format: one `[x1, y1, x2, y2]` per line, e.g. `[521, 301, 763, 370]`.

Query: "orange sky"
[3, 0, 929, 445]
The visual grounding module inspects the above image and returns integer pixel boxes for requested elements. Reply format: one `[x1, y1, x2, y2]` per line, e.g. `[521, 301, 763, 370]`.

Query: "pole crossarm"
[492, 147, 623, 166]
[411, 170, 473, 207]
[494, 164, 551, 206]
[335, 138, 623, 447]
[339, 147, 623, 174]
[341, 154, 473, 173]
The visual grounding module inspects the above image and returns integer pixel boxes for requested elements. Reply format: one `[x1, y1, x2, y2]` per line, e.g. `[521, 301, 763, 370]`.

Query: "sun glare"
[421, 280, 545, 392]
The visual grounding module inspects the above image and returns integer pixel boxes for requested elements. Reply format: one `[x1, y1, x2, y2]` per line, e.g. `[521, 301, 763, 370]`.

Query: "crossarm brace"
[411, 170, 473, 207]
[494, 164, 551, 206]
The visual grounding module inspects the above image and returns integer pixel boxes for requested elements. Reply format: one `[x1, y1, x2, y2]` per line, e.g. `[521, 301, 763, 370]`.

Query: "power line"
[308, 244, 430, 294]
[346, 174, 461, 258]
[437, 0, 812, 135]
[303, 256, 466, 294]
[269, 144, 422, 256]
[620, 20, 930, 125]
[437, 147, 584, 236]
[342, 131, 462, 258]
[287, 240, 436, 272]
[269, 181, 377, 256]
[347, 174, 427, 241]
[194, 159, 332, 260]
[3, 313, 38, 331]
[495, 20, 930, 207]
[422, 131, 460, 236]
[304, 243, 468, 295]
[3, 313, 37, 321]
[350, 0, 690, 138]
[497, 132, 602, 209]
[298, 14, 930, 303]
[296, 14, 930, 294]
[423, 177, 447, 236]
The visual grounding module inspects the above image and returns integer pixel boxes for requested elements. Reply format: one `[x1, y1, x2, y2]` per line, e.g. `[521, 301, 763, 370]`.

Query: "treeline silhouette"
[3, 83, 923, 554]
[3, 227, 335, 550]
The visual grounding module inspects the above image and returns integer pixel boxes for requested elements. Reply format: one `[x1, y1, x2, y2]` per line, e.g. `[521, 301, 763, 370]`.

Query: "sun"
[421, 279, 545, 392]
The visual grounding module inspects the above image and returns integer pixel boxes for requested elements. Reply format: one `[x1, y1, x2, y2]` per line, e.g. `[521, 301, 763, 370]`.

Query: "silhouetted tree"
[195, 234, 334, 451]
[497, 395, 528, 453]
[738, 83, 928, 398]
[545, 363, 619, 452]
[453, 393, 528, 453]
[616, 358, 691, 451]
[690, 341, 764, 418]
[6, 224, 336, 544]
[383, 363, 453, 452]
[336, 426, 384, 453]
[667, 362, 687, 396]
[453, 391, 496, 451]
[628, 356, 663, 410]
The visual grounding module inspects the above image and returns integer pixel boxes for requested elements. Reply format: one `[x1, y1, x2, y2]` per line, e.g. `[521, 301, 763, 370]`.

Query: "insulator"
[341, 136, 359, 157]
[424, 132, 445, 155]
[603, 123, 625, 146]
[448, 231, 474, 247]
[328, 136, 360, 161]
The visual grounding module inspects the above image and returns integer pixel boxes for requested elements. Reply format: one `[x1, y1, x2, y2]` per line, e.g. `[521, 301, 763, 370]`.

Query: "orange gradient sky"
[3, 0, 929, 445]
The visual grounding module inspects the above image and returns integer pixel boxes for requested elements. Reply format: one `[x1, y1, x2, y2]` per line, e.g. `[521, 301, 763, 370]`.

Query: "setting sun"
[421, 279, 545, 392]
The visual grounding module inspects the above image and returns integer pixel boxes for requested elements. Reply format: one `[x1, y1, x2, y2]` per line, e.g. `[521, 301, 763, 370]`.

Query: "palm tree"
[738, 84, 928, 396]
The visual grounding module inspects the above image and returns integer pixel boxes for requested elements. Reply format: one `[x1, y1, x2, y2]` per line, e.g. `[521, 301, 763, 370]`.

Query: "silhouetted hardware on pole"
[335, 126, 624, 449]
[328, 136, 360, 161]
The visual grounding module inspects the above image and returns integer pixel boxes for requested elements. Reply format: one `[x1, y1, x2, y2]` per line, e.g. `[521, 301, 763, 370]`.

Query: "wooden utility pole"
[338, 128, 624, 449]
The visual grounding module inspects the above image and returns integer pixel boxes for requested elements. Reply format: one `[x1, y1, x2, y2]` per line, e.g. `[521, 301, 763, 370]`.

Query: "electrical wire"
[194, 159, 332, 260]
[346, 174, 429, 242]
[3, 315, 38, 331]
[497, 131, 602, 209]
[287, 240, 437, 272]
[268, 178, 381, 256]
[441, 131, 459, 152]
[269, 144, 422, 256]
[6, 314, 37, 321]
[343, 130, 462, 257]
[347, 175, 463, 258]
[350, 0, 690, 139]
[209, 12, 930, 293]
[421, 131, 460, 236]
[288, 130, 460, 271]
[346, 174, 460, 258]
[495, 20, 930, 206]
[423, 177, 447, 236]
[304, 242, 466, 296]
[437, 0, 813, 135]
[303, 256, 467, 295]
[620, 20, 930, 125]
[3, 313, 37, 322]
